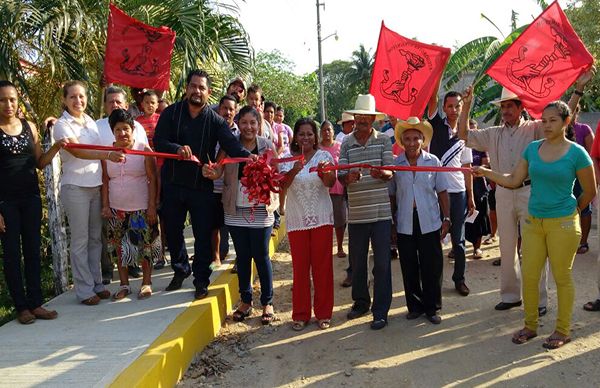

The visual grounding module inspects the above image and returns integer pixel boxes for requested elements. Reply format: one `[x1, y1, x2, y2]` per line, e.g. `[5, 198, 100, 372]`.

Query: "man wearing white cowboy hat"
[458, 70, 594, 313]
[335, 112, 355, 143]
[390, 117, 451, 324]
[338, 93, 393, 330]
[427, 86, 475, 298]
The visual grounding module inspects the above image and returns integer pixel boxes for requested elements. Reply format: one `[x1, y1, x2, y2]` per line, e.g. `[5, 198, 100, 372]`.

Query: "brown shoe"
[341, 274, 352, 288]
[31, 306, 58, 320]
[96, 290, 111, 299]
[81, 295, 101, 305]
[17, 310, 36, 324]
[455, 281, 470, 296]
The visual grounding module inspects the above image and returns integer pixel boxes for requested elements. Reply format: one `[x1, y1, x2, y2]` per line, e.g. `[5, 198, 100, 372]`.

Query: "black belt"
[499, 179, 531, 190]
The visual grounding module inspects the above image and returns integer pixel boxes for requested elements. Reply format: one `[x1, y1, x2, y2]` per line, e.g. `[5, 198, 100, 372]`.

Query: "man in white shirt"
[335, 112, 355, 143]
[96, 86, 148, 146]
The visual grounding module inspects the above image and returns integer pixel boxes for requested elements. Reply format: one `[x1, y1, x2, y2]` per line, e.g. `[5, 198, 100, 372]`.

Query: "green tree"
[321, 60, 357, 123]
[347, 44, 374, 94]
[565, 0, 600, 110]
[0, 0, 253, 120]
[251, 50, 318, 126]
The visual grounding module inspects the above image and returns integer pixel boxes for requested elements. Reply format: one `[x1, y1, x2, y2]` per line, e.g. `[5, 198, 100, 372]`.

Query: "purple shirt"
[573, 122, 593, 148]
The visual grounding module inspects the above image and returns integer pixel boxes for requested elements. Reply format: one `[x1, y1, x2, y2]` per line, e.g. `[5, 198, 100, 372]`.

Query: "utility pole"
[316, 0, 326, 122]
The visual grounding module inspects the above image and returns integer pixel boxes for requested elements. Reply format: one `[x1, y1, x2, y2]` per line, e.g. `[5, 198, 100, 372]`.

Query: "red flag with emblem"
[103, 3, 176, 90]
[486, 1, 593, 118]
[369, 22, 451, 120]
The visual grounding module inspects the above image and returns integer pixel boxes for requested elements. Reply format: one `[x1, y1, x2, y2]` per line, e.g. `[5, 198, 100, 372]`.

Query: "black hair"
[0, 80, 17, 91]
[291, 117, 319, 152]
[264, 101, 277, 112]
[108, 108, 135, 132]
[276, 106, 284, 113]
[143, 90, 158, 99]
[238, 105, 260, 122]
[247, 84, 263, 96]
[219, 94, 238, 107]
[320, 120, 333, 130]
[186, 69, 212, 88]
[544, 100, 571, 121]
[443, 91, 462, 106]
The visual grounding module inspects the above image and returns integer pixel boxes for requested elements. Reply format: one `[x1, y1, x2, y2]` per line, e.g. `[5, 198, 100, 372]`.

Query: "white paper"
[465, 210, 479, 224]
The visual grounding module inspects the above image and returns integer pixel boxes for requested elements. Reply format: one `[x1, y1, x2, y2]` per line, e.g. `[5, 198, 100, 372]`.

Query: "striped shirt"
[338, 129, 393, 224]
[224, 205, 274, 228]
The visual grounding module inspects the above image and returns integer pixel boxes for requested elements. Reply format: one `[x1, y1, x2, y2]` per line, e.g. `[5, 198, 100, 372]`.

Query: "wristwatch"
[443, 217, 451, 225]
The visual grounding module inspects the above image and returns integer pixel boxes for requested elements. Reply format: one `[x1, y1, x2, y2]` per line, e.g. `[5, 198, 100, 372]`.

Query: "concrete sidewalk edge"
[109, 220, 286, 387]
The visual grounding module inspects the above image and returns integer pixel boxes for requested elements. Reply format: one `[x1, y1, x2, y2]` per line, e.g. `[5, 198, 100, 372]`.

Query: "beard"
[188, 94, 206, 107]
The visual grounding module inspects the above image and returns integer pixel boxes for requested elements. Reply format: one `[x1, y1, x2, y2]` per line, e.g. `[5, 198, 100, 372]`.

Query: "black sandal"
[232, 305, 252, 322]
[583, 299, 600, 312]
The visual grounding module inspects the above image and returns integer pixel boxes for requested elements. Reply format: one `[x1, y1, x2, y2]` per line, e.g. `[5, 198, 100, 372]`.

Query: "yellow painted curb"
[109, 218, 286, 388]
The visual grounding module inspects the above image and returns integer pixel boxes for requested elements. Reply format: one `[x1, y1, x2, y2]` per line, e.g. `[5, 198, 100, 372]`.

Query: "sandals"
[317, 319, 331, 330]
[81, 295, 101, 306]
[472, 249, 483, 260]
[512, 328, 537, 344]
[260, 305, 275, 325]
[542, 332, 571, 349]
[483, 236, 497, 245]
[232, 304, 252, 322]
[112, 285, 132, 300]
[577, 243, 589, 254]
[291, 320, 308, 331]
[336, 251, 347, 258]
[583, 299, 600, 312]
[138, 284, 152, 299]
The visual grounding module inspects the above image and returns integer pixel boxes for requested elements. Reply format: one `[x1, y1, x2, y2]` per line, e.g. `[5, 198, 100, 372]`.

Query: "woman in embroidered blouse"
[53, 81, 125, 306]
[0, 81, 65, 324]
[101, 109, 159, 300]
[473, 101, 596, 349]
[280, 118, 336, 331]
[203, 106, 277, 325]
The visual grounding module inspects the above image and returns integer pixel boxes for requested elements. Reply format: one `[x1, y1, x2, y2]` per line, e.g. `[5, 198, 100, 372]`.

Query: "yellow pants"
[521, 211, 580, 336]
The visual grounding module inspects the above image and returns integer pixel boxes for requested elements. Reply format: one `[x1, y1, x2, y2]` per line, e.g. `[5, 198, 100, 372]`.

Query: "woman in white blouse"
[280, 118, 336, 331]
[53, 81, 124, 305]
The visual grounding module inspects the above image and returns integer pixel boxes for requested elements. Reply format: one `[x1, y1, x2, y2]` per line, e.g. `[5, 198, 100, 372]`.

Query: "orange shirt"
[136, 113, 160, 149]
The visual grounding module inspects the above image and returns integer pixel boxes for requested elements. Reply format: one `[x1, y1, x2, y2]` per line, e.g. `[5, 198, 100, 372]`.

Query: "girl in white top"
[280, 118, 336, 331]
[52, 81, 124, 305]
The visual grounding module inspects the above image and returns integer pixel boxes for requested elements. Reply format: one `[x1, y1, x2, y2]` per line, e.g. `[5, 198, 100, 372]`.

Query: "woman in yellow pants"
[473, 100, 596, 349]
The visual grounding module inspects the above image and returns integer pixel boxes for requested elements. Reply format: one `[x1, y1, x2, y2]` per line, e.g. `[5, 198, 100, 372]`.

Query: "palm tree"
[347, 44, 374, 94]
[0, 0, 254, 119]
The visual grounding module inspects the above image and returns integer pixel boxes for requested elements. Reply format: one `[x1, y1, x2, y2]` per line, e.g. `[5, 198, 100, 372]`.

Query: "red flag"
[486, 1, 593, 118]
[370, 22, 451, 120]
[104, 4, 176, 90]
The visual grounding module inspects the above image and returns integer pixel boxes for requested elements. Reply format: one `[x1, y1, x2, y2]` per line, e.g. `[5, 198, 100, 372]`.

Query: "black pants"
[397, 210, 443, 316]
[161, 184, 217, 289]
[0, 195, 43, 312]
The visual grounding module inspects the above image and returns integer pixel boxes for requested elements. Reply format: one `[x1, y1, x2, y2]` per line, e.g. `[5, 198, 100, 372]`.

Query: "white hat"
[345, 94, 385, 120]
[337, 112, 355, 125]
[491, 87, 520, 106]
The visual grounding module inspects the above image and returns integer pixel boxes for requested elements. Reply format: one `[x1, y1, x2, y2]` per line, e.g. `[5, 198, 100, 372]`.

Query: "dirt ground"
[180, 228, 600, 388]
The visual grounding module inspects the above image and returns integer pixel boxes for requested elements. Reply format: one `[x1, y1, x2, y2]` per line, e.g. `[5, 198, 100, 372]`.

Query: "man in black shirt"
[154, 69, 251, 299]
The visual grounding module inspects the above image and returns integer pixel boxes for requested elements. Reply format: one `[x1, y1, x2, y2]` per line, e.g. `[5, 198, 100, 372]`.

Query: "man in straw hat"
[390, 117, 451, 324]
[335, 112, 355, 143]
[458, 68, 594, 313]
[427, 87, 475, 297]
[338, 94, 393, 330]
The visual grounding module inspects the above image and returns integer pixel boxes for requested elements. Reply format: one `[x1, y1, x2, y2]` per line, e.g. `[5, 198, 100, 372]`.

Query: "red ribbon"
[65, 143, 201, 165]
[309, 163, 471, 173]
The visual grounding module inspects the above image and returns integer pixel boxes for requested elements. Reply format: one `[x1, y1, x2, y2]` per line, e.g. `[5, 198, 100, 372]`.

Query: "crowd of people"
[1, 65, 600, 350]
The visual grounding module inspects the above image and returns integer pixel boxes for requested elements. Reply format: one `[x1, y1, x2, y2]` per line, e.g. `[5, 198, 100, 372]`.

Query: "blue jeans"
[0, 195, 43, 312]
[449, 191, 467, 283]
[161, 184, 217, 289]
[219, 226, 230, 259]
[348, 220, 392, 321]
[228, 225, 274, 306]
